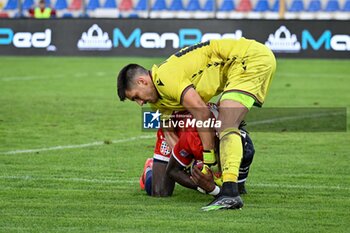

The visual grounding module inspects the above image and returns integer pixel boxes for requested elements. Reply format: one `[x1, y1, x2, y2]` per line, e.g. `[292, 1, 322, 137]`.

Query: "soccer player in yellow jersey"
[117, 38, 276, 211]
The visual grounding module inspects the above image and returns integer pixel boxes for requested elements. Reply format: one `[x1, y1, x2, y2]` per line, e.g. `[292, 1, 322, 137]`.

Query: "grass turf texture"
[0, 57, 349, 232]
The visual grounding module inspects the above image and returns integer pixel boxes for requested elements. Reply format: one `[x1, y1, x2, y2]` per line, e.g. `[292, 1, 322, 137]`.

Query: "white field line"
[0, 72, 111, 82]
[0, 74, 66, 81]
[0, 135, 155, 155]
[73, 73, 88, 77]
[0, 76, 42, 81]
[0, 111, 346, 155]
[0, 175, 137, 184]
[0, 175, 349, 191]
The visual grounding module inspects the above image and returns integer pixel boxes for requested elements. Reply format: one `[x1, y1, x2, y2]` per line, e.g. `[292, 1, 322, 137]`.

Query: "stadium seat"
[55, 0, 68, 10]
[271, 0, 280, 12]
[288, 0, 304, 12]
[4, 0, 18, 10]
[69, 0, 82, 10]
[344, 0, 350, 11]
[219, 0, 235, 12]
[152, 0, 167, 10]
[325, 0, 340, 12]
[186, 0, 201, 11]
[86, 0, 100, 10]
[135, 0, 147, 10]
[236, 0, 252, 12]
[119, 0, 133, 10]
[22, 0, 34, 10]
[254, 0, 269, 12]
[62, 12, 73, 17]
[307, 0, 321, 12]
[128, 13, 139, 17]
[104, 0, 117, 8]
[169, 0, 184, 11]
[203, 0, 214, 11]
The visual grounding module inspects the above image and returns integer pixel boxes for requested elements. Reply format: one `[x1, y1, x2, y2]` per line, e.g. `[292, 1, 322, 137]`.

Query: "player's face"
[125, 78, 158, 106]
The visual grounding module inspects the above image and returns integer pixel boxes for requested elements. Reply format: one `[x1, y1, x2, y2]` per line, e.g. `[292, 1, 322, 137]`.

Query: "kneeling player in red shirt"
[140, 120, 254, 197]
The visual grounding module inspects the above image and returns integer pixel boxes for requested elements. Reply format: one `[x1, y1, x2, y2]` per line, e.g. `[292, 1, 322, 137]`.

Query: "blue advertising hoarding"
[0, 19, 349, 58]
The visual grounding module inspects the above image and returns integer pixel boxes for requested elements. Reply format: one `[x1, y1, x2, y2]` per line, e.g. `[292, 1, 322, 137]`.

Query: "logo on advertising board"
[0, 28, 54, 50]
[302, 30, 350, 51]
[77, 24, 112, 51]
[113, 28, 243, 49]
[265, 26, 301, 53]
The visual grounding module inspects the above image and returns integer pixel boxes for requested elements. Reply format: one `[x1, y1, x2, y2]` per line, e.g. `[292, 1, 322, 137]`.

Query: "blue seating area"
[289, 0, 304, 12]
[152, 0, 167, 10]
[169, 0, 184, 11]
[254, 0, 269, 12]
[104, 0, 117, 8]
[0, 0, 349, 18]
[22, 0, 34, 10]
[4, 0, 17, 10]
[87, 0, 100, 10]
[134, 0, 147, 10]
[219, 0, 235, 12]
[325, 0, 341, 12]
[55, 0, 68, 10]
[307, 0, 321, 12]
[203, 0, 214, 11]
[271, 0, 279, 12]
[344, 0, 350, 11]
[186, 0, 201, 11]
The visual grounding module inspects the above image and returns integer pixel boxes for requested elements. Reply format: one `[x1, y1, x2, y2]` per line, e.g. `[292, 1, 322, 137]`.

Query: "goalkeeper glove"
[201, 164, 222, 187]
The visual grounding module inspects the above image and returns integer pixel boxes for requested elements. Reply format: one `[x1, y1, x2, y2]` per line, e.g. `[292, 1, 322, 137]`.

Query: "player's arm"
[191, 165, 217, 194]
[181, 87, 216, 165]
[181, 87, 215, 150]
[166, 156, 218, 194]
[157, 109, 179, 148]
[162, 127, 179, 149]
[166, 155, 198, 190]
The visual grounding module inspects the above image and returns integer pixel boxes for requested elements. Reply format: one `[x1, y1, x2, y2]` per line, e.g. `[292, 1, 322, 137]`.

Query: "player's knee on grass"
[151, 160, 175, 197]
[145, 169, 153, 196]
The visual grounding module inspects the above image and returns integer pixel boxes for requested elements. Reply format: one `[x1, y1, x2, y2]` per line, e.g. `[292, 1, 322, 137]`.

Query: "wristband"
[203, 149, 216, 165]
[197, 187, 206, 194]
[208, 185, 220, 196]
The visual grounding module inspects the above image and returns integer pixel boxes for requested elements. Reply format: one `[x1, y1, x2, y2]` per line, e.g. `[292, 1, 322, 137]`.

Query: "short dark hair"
[117, 64, 148, 101]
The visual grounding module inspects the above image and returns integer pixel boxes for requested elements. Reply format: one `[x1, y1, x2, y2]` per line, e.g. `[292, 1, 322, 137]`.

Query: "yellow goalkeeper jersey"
[150, 38, 254, 115]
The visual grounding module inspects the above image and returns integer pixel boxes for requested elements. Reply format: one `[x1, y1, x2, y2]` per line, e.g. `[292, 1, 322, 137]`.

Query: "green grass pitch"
[0, 57, 349, 232]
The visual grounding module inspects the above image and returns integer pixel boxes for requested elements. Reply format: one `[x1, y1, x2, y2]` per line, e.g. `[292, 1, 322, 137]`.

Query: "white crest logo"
[265, 26, 301, 53]
[77, 24, 112, 50]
